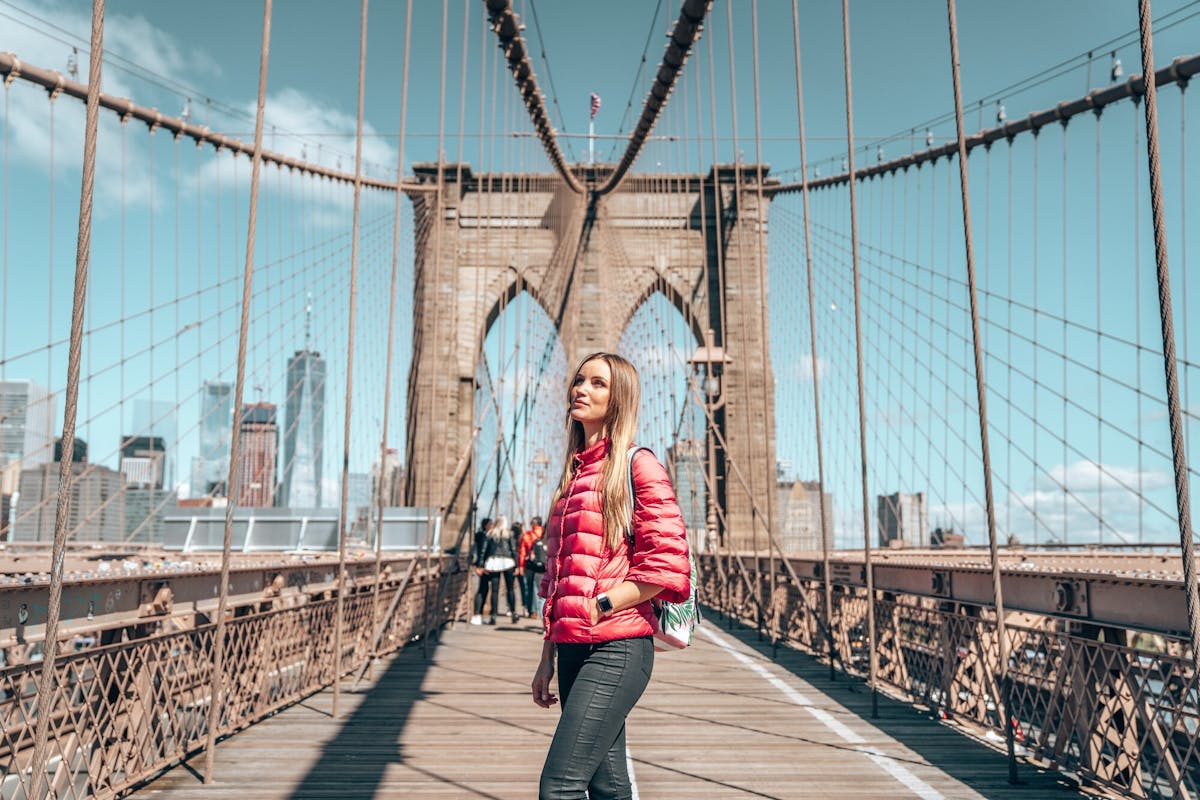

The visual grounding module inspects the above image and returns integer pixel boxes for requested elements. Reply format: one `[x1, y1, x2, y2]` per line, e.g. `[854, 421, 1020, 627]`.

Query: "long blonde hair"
[548, 352, 640, 551]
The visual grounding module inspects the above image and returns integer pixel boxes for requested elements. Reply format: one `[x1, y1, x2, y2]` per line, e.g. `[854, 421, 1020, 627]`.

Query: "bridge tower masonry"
[404, 163, 778, 553]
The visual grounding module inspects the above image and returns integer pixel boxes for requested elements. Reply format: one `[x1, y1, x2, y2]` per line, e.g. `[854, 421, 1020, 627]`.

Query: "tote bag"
[625, 446, 700, 651]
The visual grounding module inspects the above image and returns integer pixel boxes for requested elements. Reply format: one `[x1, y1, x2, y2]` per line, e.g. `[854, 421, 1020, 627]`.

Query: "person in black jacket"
[470, 518, 493, 624]
[471, 514, 519, 624]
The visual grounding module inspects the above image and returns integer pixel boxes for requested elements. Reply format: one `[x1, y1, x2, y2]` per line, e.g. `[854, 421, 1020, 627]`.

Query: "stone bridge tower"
[404, 164, 777, 554]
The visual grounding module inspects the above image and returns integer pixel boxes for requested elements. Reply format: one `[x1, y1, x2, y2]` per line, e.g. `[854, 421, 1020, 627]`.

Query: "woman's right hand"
[532, 657, 557, 708]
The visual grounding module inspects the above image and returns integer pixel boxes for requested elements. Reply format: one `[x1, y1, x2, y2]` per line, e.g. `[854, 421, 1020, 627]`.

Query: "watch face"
[597, 594, 613, 613]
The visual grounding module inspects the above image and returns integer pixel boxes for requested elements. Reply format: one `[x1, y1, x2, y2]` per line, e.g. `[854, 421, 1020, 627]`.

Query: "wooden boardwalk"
[138, 612, 1106, 799]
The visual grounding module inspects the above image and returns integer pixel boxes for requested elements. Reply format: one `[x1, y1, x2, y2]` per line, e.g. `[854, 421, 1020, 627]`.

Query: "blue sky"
[1, 0, 1197, 544]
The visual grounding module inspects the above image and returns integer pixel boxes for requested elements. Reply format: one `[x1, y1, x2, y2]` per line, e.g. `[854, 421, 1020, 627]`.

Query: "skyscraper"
[120, 436, 166, 489]
[373, 448, 405, 508]
[282, 348, 325, 508]
[120, 435, 171, 544]
[877, 491, 929, 548]
[236, 403, 278, 508]
[777, 479, 833, 553]
[193, 380, 232, 497]
[1, 380, 56, 534]
[0, 380, 56, 468]
[131, 399, 177, 489]
[14, 440, 124, 542]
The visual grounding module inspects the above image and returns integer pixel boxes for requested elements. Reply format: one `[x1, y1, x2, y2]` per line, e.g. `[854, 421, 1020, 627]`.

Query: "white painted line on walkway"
[698, 625, 946, 800]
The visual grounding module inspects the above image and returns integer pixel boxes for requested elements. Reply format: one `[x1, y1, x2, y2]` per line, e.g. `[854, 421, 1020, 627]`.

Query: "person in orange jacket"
[517, 516, 546, 618]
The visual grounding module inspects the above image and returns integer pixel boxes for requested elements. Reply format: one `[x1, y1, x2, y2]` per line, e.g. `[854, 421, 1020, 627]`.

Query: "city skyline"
[0, 1, 1196, 547]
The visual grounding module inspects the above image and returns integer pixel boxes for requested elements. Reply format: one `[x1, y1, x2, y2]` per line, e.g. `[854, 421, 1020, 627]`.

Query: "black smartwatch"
[596, 593, 614, 616]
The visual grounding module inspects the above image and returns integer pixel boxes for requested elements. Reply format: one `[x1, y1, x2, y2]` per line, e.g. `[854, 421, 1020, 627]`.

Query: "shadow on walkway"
[699, 610, 1092, 800]
[285, 637, 442, 800]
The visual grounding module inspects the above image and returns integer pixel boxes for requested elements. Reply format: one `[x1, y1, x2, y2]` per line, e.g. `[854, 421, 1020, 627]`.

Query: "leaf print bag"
[625, 446, 700, 651]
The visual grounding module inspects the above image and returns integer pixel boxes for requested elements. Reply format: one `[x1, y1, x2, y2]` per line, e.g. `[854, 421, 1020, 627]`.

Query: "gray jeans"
[540, 637, 654, 800]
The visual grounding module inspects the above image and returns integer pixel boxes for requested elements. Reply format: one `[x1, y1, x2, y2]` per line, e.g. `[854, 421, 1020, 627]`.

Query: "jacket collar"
[574, 437, 610, 466]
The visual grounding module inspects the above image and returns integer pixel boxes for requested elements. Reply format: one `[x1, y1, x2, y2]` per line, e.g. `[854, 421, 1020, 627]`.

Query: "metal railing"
[701, 552, 1200, 799]
[0, 554, 468, 799]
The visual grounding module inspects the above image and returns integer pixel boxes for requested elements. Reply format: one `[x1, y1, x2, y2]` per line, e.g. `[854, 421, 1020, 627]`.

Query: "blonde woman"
[472, 513, 519, 625]
[533, 352, 690, 799]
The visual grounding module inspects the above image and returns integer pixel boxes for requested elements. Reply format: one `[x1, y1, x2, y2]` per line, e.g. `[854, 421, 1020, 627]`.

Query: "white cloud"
[1039, 460, 1173, 494]
[3, 1, 221, 209]
[254, 87, 396, 176]
[928, 461, 1179, 546]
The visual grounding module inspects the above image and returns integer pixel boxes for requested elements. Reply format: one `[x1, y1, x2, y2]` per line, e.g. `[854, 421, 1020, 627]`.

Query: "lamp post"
[689, 328, 730, 552]
[531, 447, 550, 518]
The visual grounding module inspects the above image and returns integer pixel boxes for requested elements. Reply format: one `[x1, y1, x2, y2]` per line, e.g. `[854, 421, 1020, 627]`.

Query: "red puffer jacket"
[538, 438, 690, 643]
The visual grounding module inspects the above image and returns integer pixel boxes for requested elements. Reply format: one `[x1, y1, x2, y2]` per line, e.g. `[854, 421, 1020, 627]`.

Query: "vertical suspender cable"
[205, 0, 272, 781]
[371, 0, 413, 676]
[945, 0, 1016, 781]
[421, 0, 450, 658]
[748, 0, 778, 642]
[790, 0, 836, 681]
[839, 0, 878, 718]
[1135, 0, 1200, 660]
[704, 26, 733, 613]
[333, 0, 369, 719]
[28, 1, 105, 795]
[723, 1, 763, 631]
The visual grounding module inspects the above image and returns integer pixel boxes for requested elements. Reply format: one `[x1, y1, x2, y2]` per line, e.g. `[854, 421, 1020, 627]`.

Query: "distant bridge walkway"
[139, 612, 1093, 800]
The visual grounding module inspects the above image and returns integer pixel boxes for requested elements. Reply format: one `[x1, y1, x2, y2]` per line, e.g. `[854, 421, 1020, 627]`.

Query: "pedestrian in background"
[518, 516, 547, 618]
[470, 517, 495, 625]
[472, 514, 519, 625]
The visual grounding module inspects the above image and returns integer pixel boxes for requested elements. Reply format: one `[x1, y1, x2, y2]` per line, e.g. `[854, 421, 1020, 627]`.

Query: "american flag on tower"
[589, 92, 601, 119]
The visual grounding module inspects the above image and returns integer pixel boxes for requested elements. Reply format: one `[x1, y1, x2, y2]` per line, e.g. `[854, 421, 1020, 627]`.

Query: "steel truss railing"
[702, 553, 1200, 799]
[0, 555, 468, 799]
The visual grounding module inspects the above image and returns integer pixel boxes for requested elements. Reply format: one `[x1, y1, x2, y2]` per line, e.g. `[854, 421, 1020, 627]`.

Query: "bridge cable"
[526, 0, 576, 164]
[596, 0, 710, 197]
[945, 0, 1016, 779]
[750, 0, 780, 640]
[605, 0, 663, 164]
[1136, 0, 1200, 660]
[839, 0, 879, 719]
[789, 0, 837, 679]
[483, 0, 582, 194]
[27, 0, 105, 794]
[701, 23, 734, 610]
[203, 0, 272, 780]
[368, 0, 414, 679]
[724, 0, 769, 629]
[1, 84, 7, 482]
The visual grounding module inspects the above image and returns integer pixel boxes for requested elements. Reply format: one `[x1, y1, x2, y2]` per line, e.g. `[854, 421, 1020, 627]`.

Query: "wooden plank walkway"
[138, 611, 1107, 799]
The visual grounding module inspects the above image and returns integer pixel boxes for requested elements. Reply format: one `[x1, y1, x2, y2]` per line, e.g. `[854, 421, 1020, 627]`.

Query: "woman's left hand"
[587, 597, 600, 626]
[532, 659, 557, 708]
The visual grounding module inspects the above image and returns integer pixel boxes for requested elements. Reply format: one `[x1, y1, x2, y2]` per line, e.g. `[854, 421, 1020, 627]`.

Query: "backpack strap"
[623, 445, 653, 544]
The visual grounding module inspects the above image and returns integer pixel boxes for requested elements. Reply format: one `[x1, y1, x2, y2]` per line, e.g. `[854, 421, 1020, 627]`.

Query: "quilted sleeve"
[624, 450, 691, 603]
[538, 505, 563, 598]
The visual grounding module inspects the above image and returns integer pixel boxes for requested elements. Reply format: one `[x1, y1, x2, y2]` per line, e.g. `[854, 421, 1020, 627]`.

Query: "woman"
[532, 352, 690, 800]
[471, 515, 519, 625]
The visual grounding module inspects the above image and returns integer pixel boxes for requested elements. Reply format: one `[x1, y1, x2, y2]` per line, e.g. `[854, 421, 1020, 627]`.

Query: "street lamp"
[531, 447, 551, 517]
[688, 328, 730, 411]
[688, 328, 731, 552]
